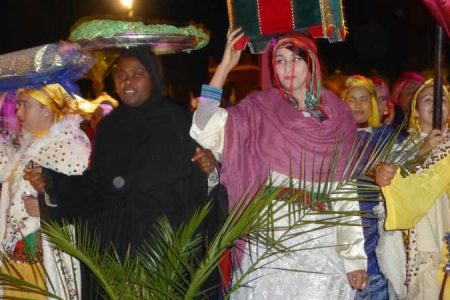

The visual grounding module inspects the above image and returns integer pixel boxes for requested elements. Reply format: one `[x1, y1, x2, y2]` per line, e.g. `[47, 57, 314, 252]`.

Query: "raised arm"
[209, 28, 244, 89]
[190, 28, 244, 161]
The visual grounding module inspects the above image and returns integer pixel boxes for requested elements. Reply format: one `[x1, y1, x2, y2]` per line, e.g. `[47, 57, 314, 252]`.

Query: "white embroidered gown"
[0, 115, 90, 299]
[190, 104, 367, 299]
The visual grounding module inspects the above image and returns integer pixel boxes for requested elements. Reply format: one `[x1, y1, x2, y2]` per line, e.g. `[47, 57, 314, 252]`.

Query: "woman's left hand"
[23, 195, 40, 217]
[346, 269, 368, 291]
[191, 147, 216, 175]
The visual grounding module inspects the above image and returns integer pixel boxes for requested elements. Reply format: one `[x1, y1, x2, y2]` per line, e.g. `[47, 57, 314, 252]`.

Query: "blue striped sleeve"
[200, 84, 222, 102]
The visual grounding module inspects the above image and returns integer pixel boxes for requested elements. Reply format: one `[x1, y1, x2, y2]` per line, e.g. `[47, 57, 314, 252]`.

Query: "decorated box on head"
[227, 0, 347, 53]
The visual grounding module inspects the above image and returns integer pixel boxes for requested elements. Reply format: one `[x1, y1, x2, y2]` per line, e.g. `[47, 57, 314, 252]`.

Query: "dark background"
[0, 0, 448, 100]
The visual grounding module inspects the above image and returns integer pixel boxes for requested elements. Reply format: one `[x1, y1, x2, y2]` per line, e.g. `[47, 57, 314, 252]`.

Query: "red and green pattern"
[10, 231, 43, 263]
[228, 0, 346, 52]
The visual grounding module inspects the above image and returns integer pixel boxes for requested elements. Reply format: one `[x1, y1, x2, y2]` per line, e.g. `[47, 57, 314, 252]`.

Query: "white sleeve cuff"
[191, 106, 227, 162]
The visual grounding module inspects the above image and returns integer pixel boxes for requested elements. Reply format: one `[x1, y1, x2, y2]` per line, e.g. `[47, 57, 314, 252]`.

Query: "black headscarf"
[118, 46, 166, 101]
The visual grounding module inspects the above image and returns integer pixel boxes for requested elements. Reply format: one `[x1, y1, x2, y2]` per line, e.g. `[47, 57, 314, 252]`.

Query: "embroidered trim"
[289, 0, 295, 30]
[256, 0, 262, 35]
[226, 0, 235, 31]
[319, 0, 335, 37]
[416, 136, 450, 172]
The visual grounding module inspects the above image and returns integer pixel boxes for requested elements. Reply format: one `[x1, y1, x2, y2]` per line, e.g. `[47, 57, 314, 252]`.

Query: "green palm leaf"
[1, 126, 423, 299]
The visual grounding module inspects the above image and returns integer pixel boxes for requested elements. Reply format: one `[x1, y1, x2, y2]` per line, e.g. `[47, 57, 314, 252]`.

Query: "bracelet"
[200, 84, 222, 102]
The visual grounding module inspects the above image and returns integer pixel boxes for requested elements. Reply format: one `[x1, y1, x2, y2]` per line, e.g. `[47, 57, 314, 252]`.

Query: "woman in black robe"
[26, 46, 222, 298]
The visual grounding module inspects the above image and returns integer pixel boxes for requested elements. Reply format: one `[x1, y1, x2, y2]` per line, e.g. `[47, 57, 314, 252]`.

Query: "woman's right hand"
[374, 163, 398, 187]
[210, 28, 245, 88]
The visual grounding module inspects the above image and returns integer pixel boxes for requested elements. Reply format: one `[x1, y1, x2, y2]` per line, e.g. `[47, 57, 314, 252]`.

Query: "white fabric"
[190, 108, 367, 299]
[230, 175, 366, 300]
[231, 206, 355, 300]
[407, 195, 450, 300]
[404, 137, 450, 300]
[374, 202, 408, 298]
[190, 98, 227, 162]
[0, 115, 90, 299]
[195, 97, 221, 130]
[42, 229, 80, 299]
[416, 195, 449, 254]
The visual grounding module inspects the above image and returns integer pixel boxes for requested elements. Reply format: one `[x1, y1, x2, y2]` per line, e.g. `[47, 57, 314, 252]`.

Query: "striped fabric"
[200, 84, 222, 102]
[228, 0, 346, 43]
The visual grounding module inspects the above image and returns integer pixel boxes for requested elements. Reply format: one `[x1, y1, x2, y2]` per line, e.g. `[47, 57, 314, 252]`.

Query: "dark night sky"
[0, 0, 448, 99]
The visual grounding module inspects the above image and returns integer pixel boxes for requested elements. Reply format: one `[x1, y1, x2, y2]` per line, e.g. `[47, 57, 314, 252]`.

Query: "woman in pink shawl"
[191, 29, 367, 299]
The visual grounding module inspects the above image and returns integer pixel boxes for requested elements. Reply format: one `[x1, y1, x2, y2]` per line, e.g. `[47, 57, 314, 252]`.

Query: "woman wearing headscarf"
[342, 75, 397, 300]
[390, 72, 425, 130]
[343, 75, 382, 129]
[25, 46, 220, 298]
[370, 76, 394, 126]
[376, 79, 450, 299]
[190, 29, 368, 299]
[0, 83, 91, 299]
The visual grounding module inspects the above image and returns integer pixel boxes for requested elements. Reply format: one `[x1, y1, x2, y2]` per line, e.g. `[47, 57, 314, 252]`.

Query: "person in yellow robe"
[375, 79, 450, 299]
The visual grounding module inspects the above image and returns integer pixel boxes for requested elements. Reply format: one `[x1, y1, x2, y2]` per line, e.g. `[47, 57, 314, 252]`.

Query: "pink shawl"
[220, 87, 357, 210]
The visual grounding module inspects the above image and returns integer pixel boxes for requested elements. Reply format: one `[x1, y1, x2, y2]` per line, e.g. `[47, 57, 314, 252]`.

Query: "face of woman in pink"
[415, 85, 449, 133]
[345, 86, 372, 125]
[274, 47, 308, 98]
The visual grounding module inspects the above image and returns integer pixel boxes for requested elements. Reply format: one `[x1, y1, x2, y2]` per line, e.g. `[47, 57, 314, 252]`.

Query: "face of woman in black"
[114, 56, 152, 107]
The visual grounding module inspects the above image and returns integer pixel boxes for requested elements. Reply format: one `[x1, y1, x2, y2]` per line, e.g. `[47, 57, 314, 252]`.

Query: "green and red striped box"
[227, 0, 347, 53]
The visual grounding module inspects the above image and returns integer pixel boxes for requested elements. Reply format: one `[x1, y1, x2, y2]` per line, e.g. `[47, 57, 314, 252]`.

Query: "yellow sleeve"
[381, 154, 450, 230]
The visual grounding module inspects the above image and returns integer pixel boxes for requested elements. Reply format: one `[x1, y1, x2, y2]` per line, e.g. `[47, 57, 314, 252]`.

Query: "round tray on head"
[69, 19, 209, 54]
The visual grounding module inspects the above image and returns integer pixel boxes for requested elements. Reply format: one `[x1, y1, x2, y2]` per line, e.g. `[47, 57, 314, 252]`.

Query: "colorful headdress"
[371, 76, 394, 122]
[90, 93, 119, 108]
[18, 83, 92, 121]
[74, 92, 119, 119]
[391, 72, 425, 107]
[272, 34, 322, 117]
[371, 76, 390, 102]
[0, 42, 93, 93]
[343, 75, 381, 128]
[408, 78, 450, 132]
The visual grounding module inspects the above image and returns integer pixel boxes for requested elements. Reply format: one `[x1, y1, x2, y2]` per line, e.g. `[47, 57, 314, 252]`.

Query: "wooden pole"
[432, 25, 444, 129]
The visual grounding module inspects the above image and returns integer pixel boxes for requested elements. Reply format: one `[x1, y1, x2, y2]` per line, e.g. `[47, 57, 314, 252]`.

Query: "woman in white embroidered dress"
[190, 29, 368, 299]
[0, 83, 90, 299]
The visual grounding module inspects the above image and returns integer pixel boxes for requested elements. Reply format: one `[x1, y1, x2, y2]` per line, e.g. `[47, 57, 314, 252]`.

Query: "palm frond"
[0, 255, 61, 300]
[2, 126, 424, 299]
[41, 221, 119, 299]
